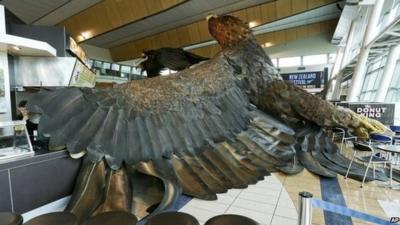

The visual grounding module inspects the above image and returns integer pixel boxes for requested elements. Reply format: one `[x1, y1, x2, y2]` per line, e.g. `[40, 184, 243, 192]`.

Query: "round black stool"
[0, 212, 23, 225]
[205, 214, 259, 225]
[146, 212, 199, 225]
[23, 212, 77, 225]
[82, 211, 138, 225]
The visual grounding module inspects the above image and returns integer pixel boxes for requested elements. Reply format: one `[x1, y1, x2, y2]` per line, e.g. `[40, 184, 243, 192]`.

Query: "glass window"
[279, 57, 301, 67]
[386, 59, 400, 102]
[87, 59, 94, 68]
[121, 65, 131, 73]
[303, 54, 327, 66]
[360, 55, 388, 102]
[94, 60, 102, 68]
[102, 62, 111, 69]
[271, 58, 278, 67]
[111, 64, 120, 71]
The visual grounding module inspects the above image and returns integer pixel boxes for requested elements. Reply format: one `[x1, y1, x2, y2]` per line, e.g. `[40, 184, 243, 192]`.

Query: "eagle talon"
[353, 114, 393, 139]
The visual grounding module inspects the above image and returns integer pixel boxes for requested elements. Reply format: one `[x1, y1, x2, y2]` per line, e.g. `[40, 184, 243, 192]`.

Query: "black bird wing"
[157, 48, 206, 71]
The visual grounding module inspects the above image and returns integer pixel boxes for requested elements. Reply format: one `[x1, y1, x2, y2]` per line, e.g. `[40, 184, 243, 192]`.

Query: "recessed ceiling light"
[248, 21, 259, 28]
[261, 42, 273, 48]
[78, 31, 92, 41]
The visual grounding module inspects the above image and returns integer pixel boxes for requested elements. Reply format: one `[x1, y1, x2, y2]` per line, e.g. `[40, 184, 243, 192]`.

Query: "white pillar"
[326, 48, 344, 100]
[347, 0, 384, 102]
[332, 21, 357, 100]
[375, 45, 400, 102]
[0, 5, 5, 34]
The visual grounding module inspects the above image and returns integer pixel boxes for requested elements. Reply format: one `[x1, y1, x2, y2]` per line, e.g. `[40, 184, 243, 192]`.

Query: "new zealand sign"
[281, 71, 324, 89]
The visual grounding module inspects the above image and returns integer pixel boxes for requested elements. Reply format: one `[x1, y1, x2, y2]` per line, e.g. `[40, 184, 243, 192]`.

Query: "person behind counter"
[17, 100, 40, 150]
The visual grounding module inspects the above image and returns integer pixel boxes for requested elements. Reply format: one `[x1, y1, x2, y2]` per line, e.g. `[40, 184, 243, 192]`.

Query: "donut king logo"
[356, 105, 387, 119]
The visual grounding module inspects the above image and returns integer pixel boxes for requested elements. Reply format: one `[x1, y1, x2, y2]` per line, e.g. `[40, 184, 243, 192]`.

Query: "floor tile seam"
[236, 196, 279, 205]
[183, 204, 227, 214]
[270, 178, 285, 225]
[226, 203, 276, 215]
[271, 214, 298, 222]
[239, 190, 282, 198]
[224, 188, 244, 214]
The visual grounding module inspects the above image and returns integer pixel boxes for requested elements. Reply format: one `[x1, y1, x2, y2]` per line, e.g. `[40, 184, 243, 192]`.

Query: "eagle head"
[208, 15, 252, 49]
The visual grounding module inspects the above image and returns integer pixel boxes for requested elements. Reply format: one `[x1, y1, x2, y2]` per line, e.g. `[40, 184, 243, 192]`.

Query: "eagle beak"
[206, 14, 217, 21]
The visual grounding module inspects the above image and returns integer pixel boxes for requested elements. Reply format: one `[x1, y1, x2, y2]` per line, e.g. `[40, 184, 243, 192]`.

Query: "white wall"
[265, 33, 338, 59]
[0, 6, 11, 123]
[0, 52, 11, 123]
[81, 43, 112, 62]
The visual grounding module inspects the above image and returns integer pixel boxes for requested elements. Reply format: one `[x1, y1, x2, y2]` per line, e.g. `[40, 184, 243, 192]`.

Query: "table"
[376, 145, 400, 189]
[377, 145, 400, 154]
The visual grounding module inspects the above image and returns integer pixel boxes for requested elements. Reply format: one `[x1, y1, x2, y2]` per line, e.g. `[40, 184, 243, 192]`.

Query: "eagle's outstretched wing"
[29, 58, 251, 171]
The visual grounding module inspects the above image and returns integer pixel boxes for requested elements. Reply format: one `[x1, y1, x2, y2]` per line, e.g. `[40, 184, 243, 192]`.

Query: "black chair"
[345, 142, 391, 187]
[0, 212, 23, 225]
[23, 212, 77, 225]
[82, 211, 138, 225]
[146, 212, 199, 225]
[205, 214, 259, 225]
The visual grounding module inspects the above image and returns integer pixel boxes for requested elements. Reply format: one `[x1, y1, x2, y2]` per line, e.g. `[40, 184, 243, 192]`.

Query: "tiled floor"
[20, 142, 400, 225]
[179, 141, 400, 225]
[179, 175, 298, 225]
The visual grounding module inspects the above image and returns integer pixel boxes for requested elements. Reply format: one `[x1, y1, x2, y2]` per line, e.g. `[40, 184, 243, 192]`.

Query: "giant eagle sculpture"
[28, 15, 389, 222]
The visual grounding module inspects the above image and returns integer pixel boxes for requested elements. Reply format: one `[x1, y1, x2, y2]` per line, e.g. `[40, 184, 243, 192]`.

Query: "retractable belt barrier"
[299, 192, 397, 225]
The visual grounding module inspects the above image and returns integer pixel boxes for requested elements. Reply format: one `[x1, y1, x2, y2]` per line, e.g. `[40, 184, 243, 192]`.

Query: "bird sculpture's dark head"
[142, 50, 157, 60]
[208, 15, 252, 49]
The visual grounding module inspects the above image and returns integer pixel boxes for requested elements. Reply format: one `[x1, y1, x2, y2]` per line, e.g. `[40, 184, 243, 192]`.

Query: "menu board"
[69, 61, 96, 88]
[281, 71, 324, 89]
[0, 69, 6, 113]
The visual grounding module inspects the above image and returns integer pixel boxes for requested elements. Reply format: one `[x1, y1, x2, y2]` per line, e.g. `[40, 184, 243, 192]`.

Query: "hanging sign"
[347, 103, 395, 125]
[280, 71, 324, 89]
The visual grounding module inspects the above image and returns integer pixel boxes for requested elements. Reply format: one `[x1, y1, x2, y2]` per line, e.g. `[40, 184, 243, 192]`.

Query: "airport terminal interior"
[1, 0, 400, 225]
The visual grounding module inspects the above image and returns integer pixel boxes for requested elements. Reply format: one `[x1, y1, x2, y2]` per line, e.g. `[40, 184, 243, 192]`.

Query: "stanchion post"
[298, 192, 313, 225]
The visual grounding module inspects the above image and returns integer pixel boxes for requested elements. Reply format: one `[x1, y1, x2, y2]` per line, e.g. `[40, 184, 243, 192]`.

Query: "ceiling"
[0, 0, 270, 49]
[0, 0, 101, 25]
[0, 0, 339, 57]
[83, 0, 272, 48]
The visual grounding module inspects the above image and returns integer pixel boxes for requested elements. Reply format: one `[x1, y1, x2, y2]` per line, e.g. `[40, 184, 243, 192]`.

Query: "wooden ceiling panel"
[276, 0, 292, 19]
[59, 0, 185, 42]
[110, 0, 338, 61]
[191, 19, 338, 58]
[292, 1, 308, 14]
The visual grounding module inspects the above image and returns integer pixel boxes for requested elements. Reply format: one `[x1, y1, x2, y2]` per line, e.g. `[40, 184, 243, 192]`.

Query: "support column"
[347, 0, 385, 102]
[375, 45, 400, 102]
[332, 21, 357, 100]
[326, 47, 344, 100]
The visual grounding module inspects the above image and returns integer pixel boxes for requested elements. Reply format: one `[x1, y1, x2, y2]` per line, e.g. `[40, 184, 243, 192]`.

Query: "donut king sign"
[349, 103, 395, 125]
